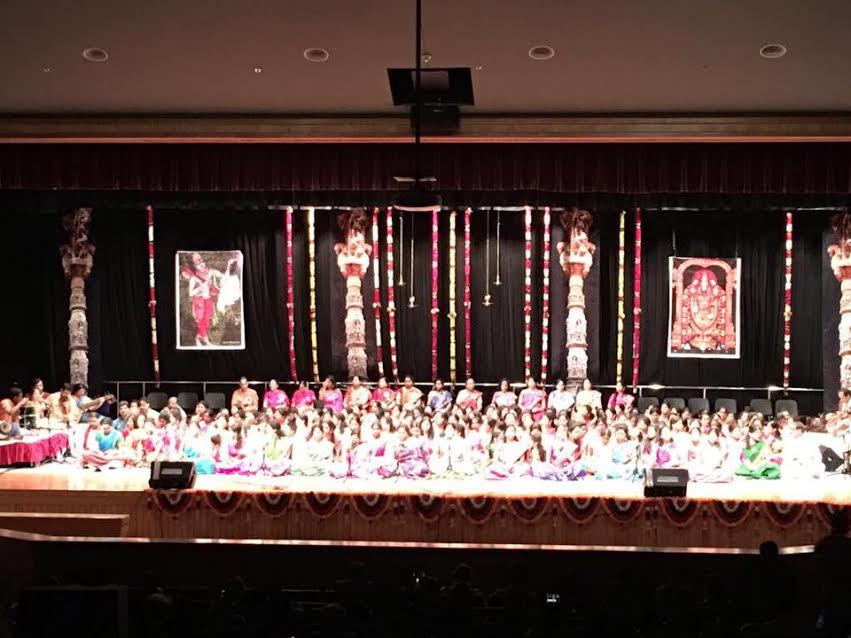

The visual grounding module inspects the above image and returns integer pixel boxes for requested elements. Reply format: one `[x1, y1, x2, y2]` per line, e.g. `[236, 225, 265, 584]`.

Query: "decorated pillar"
[828, 211, 851, 390]
[334, 209, 372, 378]
[60, 208, 95, 387]
[557, 208, 595, 388]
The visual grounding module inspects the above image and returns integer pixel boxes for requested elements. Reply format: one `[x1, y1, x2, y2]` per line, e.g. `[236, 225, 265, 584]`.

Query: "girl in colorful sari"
[263, 421, 294, 476]
[443, 422, 476, 477]
[605, 426, 639, 480]
[318, 377, 344, 414]
[655, 426, 683, 469]
[486, 424, 531, 479]
[551, 424, 585, 480]
[690, 429, 733, 483]
[262, 379, 289, 410]
[292, 424, 335, 476]
[529, 428, 563, 480]
[491, 379, 517, 409]
[735, 426, 781, 479]
[395, 424, 430, 478]
[518, 378, 547, 422]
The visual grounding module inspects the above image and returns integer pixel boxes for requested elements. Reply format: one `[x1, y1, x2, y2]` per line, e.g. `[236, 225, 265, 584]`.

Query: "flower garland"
[523, 205, 533, 379]
[146, 205, 160, 383]
[540, 207, 551, 384]
[385, 207, 400, 382]
[307, 207, 319, 382]
[783, 211, 793, 391]
[463, 207, 472, 379]
[371, 207, 384, 378]
[448, 210, 458, 384]
[430, 208, 440, 380]
[616, 210, 626, 384]
[285, 207, 298, 381]
[631, 208, 643, 391]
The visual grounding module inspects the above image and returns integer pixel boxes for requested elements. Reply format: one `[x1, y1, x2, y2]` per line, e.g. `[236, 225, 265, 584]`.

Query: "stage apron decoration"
[176, 250, 245, 350]
[668, 257, 741, 359]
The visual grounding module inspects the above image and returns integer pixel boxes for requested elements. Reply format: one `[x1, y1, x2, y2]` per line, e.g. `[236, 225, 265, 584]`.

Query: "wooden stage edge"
[0, 465, 848, 549]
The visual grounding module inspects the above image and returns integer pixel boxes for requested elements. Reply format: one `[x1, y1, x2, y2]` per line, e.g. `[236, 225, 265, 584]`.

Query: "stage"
[0, 464, 848, 549]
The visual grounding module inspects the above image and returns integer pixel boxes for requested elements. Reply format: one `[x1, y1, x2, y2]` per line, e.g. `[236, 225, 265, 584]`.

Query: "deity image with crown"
[668, 257, 740, 358]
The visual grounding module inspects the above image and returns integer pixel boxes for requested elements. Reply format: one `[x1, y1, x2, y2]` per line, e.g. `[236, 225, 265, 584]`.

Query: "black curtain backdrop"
[0, 199, 835, 414]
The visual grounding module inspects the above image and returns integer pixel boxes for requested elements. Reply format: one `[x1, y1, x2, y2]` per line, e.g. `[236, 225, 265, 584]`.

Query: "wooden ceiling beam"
[1, 114, 851, 143]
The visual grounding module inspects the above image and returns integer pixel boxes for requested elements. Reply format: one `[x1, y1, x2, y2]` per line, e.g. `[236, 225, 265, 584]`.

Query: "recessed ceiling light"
[82, 47, 109, 63]
[528, 45, 555, 61]
[760, 43, 787, 59]
[253, 66, 263, 74]
[474, 65, 483, 71]
[303, 47, 330, 63]
[42, 65, 51, 73]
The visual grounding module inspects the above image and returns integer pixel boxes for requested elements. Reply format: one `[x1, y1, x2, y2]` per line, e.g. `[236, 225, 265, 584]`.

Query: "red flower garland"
[631, 208, 643, 390]
[146, 205, 160, 383]
[523, 206, 532, 379]
[783, 212, 793, 391]
[371, 207, 384, 378]
[386, 207, 400, 382]
[464, 208, 472, 378]
[285, 207, 298, 381]
[541, 207, 551, 384]
[431, 208, 440, 380]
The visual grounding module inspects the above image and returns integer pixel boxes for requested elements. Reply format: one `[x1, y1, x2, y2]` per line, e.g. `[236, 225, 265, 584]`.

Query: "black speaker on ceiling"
[149, 461, 196, 490]
[644, 468, 689, 498]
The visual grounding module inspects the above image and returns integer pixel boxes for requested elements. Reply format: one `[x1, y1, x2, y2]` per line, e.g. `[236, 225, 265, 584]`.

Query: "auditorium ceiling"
[1, 0, 850, 115]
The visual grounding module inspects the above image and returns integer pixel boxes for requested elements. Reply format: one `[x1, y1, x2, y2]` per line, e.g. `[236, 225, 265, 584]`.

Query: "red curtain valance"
[1, 143, 850, 194]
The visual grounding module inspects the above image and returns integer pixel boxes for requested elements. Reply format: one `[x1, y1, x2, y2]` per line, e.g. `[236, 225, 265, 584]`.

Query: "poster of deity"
[667, 257, 741, 358]
[175, 250, 245, 350]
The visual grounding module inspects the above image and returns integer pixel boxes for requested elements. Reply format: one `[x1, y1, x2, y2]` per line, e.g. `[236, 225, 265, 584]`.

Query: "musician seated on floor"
[0, 387, 26, 439]
[47, 383, 78, 427]
[165, 396, 187, 421]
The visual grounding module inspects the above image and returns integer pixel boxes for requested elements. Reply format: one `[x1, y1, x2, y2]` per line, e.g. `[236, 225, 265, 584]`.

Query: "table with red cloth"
[0, 432, 68, 466]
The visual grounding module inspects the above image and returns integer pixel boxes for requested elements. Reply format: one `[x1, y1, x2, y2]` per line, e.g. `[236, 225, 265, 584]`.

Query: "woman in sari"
[491, 379, 517, 409]
[735, 426, 781, 479]
[426, 379, 453, 414]
[547, 379, 575, 413]
[486, 424, 531, 479]
[371, 376, 397, 411]
[395, 423, 430, 478]
[292, 381, 316, 411]
[262, 378, 289, 410]
[292, 424, 335, 476]
[318, 377, 344, 414]
[518, 377, 547, 422]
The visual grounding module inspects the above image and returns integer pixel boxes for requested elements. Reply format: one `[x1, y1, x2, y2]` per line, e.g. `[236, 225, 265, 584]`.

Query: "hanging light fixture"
[397, 211, 406, 286]
[494, 210, 502, 286]
[483, 209, 492, 306]
[408, 220, 417, 308]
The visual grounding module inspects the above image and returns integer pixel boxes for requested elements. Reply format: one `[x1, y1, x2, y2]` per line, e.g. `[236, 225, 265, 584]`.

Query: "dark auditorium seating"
[145, 391, 167, 411]
[687, 397, 710, 414]
[204, 392, 227, 411]
[774, 399, 799, 417]
[749, 398, 773, 417]
[663, 397, 686, 410]
[636, 397, 659, 412]
[177, 392, 199, 412]
[714, 398, 738, 414]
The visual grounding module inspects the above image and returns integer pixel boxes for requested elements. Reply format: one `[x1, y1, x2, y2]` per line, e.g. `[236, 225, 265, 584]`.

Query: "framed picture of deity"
[175, 250, 245, 350]
[667, 257, 741, 359]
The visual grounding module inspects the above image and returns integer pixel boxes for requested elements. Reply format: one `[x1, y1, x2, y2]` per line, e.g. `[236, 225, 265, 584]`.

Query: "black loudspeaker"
[644, 468, 689, 498]
[820, 445, 844, 472]
[149, 461, 196, 489]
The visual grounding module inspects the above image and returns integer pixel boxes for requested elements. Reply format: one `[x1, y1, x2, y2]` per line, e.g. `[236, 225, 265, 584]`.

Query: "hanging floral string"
[631, 208, 643, 391]
[540, 207, 551, 385]
[523, 205, 533, 379]
[463, 207, 472, 379]
[146, 205, 160, 383]
[430, 208, 440, 380]
[783, 211, 793, 392]
[307, 207, 320, 382]
[371, 207, 384, 378]
[448, 210, 458, 384]
[385, 207, 400, 382]
[285, 207, 298, 381]
[616, 210, 626, 384]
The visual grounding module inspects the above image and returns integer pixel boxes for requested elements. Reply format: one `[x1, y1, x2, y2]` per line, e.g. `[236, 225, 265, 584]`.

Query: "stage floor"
[2, 463, 851, 503]
[0, 464, 847, 549]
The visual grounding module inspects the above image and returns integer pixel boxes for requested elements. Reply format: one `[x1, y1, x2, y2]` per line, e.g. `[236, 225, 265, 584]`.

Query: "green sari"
[735, 440, 780, 479]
